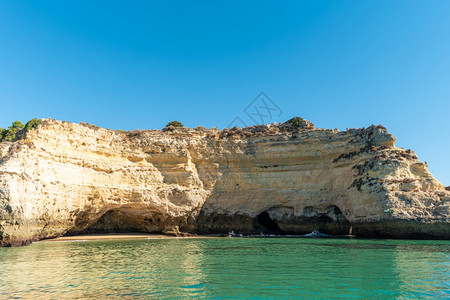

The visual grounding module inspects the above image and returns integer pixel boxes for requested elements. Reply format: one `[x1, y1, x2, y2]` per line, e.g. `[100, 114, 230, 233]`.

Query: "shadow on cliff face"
[252, 205, 351, 235]
[73, 206, 351, 236]
[196, 205, 352, 235]
[68, 209, 168, 235]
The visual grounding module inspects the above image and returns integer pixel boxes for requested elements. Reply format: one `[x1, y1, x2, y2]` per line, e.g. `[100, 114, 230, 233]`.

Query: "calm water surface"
[0, 237, 449, 299]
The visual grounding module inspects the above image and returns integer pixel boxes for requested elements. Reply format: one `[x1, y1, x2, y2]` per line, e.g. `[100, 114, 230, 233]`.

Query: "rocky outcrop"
[0, 119, 449, 246]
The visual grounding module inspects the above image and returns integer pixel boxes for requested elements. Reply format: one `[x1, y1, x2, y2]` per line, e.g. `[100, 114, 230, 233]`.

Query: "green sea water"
[0, 237, 449, 299]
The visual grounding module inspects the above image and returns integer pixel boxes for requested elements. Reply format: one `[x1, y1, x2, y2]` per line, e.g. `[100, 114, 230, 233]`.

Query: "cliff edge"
[0, 119, 449, 246]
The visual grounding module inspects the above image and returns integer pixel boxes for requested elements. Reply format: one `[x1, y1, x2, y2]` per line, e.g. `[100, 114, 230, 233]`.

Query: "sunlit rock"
[0, 119, 449, 246]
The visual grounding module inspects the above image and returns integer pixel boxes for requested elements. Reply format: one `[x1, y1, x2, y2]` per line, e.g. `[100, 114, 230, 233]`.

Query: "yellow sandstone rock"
[0, 119, 448, 246]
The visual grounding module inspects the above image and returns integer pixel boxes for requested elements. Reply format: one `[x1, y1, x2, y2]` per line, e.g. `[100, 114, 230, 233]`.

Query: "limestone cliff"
[0, 119, 448, 246]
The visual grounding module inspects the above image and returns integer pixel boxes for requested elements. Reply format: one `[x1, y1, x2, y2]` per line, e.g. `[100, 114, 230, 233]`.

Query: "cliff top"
[37, 117, 391, 138]
[1, 117, 396, 152]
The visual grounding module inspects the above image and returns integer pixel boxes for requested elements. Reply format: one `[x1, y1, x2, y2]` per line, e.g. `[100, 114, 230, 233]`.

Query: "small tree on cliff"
[3, 121, 25, 141]
[166, 121, 184, 128]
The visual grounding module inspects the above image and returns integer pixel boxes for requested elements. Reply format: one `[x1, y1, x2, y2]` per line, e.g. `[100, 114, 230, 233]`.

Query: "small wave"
[228, 231, 244, 237]
[302, 230, 328, 237]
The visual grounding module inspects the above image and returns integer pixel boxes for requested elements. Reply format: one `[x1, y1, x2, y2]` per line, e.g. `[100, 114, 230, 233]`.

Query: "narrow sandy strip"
[42, 233, 180, 242]
[40, 233, 222, 243]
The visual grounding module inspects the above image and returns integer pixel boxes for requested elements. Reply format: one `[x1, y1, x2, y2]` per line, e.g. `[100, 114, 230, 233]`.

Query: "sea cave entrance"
[252, 211, 284, 234]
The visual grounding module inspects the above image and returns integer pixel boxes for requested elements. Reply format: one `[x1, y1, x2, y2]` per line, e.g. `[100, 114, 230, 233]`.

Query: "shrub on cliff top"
[24, 118, 41, 132]
[166, 121, 184, 128]
[284, 117, 305, 129]
[0, 119, 41, 142]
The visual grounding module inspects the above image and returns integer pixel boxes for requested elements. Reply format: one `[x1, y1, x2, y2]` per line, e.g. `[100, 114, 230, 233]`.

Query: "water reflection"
[0, 239, 207, 298]
[393, 242, 450, 298]
[0, 238, 448, 298]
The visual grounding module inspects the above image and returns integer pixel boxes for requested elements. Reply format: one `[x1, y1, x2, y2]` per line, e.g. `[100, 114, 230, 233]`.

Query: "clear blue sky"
[1, 1, 449, 185]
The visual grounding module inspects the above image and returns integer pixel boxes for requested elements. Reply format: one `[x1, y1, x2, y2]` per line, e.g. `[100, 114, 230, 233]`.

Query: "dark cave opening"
[318, 214, 334, 223]
[252, 211, 284, 234]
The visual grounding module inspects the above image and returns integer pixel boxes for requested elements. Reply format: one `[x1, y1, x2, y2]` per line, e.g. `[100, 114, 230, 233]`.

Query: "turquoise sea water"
[0, 237, 449, 299]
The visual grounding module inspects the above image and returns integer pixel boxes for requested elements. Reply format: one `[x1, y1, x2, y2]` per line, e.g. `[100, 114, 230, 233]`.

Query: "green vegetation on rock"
[166, 121, 184, 128]
[0, 119, 41, 142]
[284, 117, 305, 129]
[24, 118, 41, 132]
[3, 121, 24, 141]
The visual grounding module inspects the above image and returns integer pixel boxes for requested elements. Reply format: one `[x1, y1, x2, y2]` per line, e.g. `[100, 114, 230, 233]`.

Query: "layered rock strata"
[0, 119, 448, 246]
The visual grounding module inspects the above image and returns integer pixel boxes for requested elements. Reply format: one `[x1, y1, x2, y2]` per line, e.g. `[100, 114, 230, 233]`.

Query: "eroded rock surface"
[0, 119, 449, 245]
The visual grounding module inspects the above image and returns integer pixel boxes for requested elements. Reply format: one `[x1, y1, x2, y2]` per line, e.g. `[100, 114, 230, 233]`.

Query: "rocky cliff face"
[0, 119, 449, 246]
